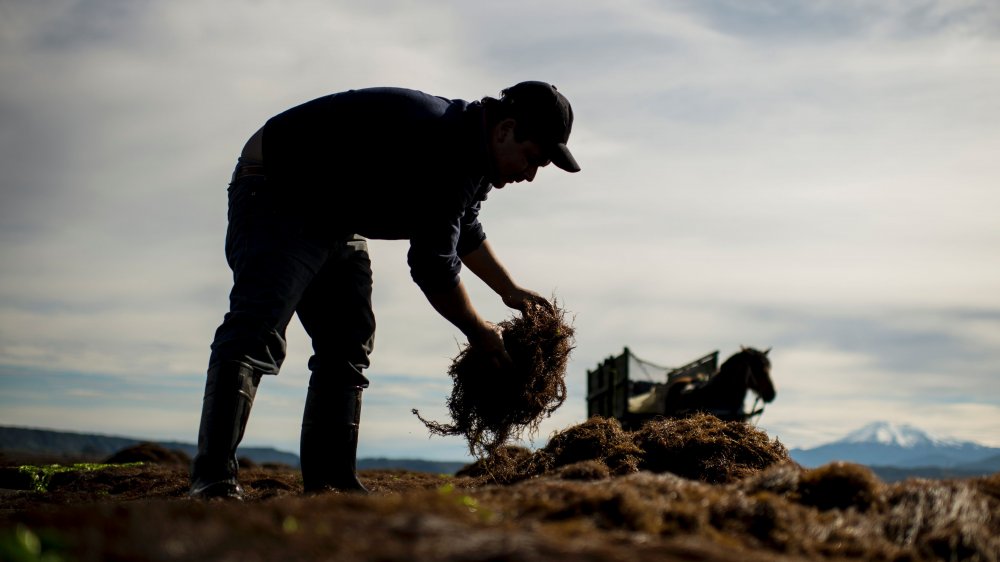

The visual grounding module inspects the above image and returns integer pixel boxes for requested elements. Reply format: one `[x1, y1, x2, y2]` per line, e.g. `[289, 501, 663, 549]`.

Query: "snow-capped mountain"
[840, 421, 936, 447]
[790, 421, 1000, 469]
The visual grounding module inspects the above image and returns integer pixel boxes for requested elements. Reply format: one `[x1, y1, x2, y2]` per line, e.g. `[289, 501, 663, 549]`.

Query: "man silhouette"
[190, 81, 580, 498]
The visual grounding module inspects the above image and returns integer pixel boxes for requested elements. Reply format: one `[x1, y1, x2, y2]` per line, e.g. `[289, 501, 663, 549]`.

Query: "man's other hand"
[502, 287, 553, 313]
[468, 321, 512, 369]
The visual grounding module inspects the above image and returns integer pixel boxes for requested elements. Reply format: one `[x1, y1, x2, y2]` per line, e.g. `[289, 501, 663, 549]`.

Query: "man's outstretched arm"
[423, 279, 511, 366]
[460, 240, 552, 312]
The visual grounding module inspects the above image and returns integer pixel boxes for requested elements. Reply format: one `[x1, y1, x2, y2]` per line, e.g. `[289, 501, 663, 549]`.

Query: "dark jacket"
[262, 87, 493, 293]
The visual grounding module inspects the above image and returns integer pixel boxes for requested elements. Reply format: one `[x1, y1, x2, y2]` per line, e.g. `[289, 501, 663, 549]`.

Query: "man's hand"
[502, 287, 553, 313]
[468, 321, 512, 369]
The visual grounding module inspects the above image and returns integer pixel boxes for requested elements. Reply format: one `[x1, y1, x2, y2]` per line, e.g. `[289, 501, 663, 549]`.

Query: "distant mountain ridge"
[0, 425, 300, 467]
[790, 421, 1000, 474]
[841, 421, 943, 447]
[0, 425, 468, 474]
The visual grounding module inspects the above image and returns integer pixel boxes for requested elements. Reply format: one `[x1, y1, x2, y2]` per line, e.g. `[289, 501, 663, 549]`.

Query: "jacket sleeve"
[407, 212, 464, 294]
[407, 180, 488, 293]
[455, 199, 487, 257]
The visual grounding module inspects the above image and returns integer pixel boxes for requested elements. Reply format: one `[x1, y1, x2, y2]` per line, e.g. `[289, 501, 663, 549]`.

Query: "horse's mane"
[721, 347, 771, 371]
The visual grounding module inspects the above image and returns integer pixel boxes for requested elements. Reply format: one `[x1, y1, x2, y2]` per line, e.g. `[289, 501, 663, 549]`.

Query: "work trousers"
[208, 158, 375, 389]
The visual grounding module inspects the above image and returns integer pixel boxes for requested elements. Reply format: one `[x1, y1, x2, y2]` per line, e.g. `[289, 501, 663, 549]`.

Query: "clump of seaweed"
[455, 444, 535, 483]
[457, 417, 641, 484]
[534, 416, 642, 477]
[883, 477, 999, 561]
[554, 460, 612, 481]
[737, 462, 805, 497]
[414, 301, 574, 458]
[797, 461, 884, 512]
[632, 413, 790, 484]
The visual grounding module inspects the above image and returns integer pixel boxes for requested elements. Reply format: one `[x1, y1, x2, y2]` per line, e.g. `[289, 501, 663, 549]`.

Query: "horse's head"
[740, 346, 776, 403]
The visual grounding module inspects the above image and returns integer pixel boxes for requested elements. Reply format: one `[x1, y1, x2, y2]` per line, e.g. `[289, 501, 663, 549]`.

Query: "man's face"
[488, 119, 551, 189]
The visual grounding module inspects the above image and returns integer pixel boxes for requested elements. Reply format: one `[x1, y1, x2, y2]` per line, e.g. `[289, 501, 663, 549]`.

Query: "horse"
[661, 347, 776, 421]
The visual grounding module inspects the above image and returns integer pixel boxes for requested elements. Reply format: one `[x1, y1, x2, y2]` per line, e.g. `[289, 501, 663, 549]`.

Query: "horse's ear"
[740, 345, 747, 351]
[763, 347, 772, 356]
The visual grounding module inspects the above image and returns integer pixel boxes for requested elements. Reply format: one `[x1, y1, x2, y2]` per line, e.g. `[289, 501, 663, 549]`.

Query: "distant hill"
[0, 426, 300, 467]
[358, 457, 466, 475]
[790, 421, 1000, 476]
[867, 464, 997, 483]
[955, 453, 1000, 472]
[0, 426, 468, 474]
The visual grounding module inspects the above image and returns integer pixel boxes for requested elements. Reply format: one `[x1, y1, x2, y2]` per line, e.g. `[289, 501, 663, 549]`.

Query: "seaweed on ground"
[455, 444, 535, 483]
[414, 301, 574, 458]
[631, 413, 790, 484]
[5, 438, 998, 562]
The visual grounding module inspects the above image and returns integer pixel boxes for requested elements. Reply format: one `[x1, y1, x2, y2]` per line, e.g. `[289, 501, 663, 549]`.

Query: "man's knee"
[210, 315, 289, 374]
[307, 363, 371, 390]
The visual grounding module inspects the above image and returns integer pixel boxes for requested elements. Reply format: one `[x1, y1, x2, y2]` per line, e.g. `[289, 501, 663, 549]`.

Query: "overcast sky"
[1, 0, 998, 461]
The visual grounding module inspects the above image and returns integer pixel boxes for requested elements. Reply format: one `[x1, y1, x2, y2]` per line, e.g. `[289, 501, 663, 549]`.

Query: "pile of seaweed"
[414, 302, 575, 457]
[472, 465, 1000, 561]
[461, 413, 791, 485]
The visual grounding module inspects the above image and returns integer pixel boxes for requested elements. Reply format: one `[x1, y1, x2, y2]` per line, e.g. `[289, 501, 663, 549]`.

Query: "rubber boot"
[300, 384, 369, 494]
[189, 360, 260, 499]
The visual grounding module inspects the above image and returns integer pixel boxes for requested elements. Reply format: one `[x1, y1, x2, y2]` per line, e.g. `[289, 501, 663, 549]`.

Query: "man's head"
[485, 81, 580, 188]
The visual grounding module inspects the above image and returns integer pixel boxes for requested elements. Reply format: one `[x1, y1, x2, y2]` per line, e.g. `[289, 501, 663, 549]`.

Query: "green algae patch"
[17, 462, 145, 493]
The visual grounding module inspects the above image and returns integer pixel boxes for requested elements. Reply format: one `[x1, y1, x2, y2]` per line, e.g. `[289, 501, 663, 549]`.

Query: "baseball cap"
[500, 81, 581, 173]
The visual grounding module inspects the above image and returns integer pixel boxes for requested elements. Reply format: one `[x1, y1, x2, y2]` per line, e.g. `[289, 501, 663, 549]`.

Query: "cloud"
[1, 0, 998, 454]
[744, 309, 1000, 447]
[675, 0, 1000, 42]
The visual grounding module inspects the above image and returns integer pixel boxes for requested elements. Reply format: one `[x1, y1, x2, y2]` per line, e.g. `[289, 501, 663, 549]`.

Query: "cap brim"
[550, 143, 581, 173]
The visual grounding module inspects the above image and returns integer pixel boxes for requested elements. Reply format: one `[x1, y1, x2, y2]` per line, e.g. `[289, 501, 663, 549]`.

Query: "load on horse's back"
[663, 347, 775, 421]
[586, 346, 776, 430]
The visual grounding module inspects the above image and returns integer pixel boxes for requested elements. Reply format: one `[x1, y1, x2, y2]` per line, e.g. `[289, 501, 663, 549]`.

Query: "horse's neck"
[704, 360, 750, 406]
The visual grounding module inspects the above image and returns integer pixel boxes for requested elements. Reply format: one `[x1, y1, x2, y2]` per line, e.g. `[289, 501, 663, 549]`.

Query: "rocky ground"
[2, 415, 997, 562]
